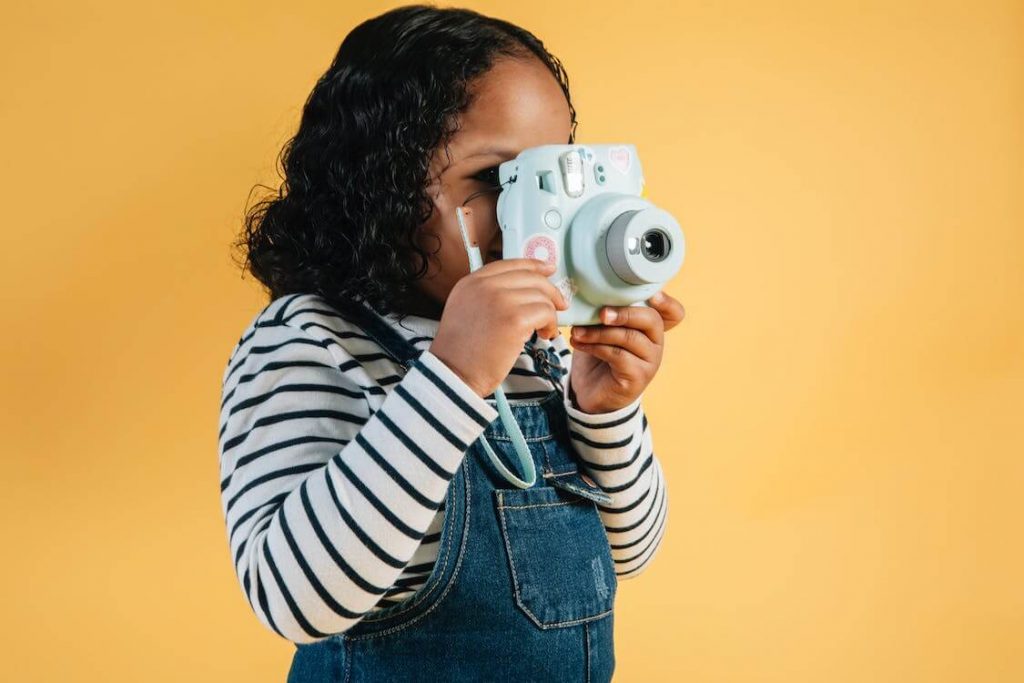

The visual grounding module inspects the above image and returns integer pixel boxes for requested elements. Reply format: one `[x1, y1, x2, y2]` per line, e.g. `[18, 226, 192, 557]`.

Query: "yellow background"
[2, 0, 1021, 680]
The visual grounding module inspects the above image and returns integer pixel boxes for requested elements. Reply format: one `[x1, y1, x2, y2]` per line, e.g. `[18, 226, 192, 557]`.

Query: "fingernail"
[604, 308, 617, 322]
[650, 291, 665, 303]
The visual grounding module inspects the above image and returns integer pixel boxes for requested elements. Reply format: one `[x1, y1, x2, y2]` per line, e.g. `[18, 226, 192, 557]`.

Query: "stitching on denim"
[584, 620, 591, 683]
[356, 473, 457, 624]
[544, 464, 579, 476]
[345, 456, 472, 641]
[551, 481, 613, 505]
[343, 637, 352, 683]
[497, 500, 579, 511]
[545, 469, 582, 479]
[543, 466, 614, 504]
[497, 491, 614, 629]
[482, 433, 555, 443]
[483, 394, 558, 408]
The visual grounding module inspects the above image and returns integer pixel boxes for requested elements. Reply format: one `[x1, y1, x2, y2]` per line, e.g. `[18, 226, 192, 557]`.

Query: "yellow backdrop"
[2, 1, 1021, 681]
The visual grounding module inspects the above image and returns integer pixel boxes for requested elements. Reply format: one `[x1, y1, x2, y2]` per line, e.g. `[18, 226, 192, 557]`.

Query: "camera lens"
[603, 207, 683, 285]
[640, 228, 670, 262]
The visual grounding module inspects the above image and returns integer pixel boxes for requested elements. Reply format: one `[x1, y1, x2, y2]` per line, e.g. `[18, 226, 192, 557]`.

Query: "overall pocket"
[494, 473, 617, 630]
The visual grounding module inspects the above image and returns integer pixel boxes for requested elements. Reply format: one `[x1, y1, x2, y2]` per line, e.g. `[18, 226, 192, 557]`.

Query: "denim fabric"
[286, 298, 617, 682]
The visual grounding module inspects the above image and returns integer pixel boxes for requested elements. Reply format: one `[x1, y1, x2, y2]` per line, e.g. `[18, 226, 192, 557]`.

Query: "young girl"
[219, 5, 685, 681]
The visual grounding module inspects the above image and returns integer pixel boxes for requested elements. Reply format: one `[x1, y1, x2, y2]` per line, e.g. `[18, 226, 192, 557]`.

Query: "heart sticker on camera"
[523, 234, 558, 268]
[609, 146, 632, 174]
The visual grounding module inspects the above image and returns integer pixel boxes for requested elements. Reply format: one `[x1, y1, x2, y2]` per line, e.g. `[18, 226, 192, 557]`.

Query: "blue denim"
[286, 298, 618, 682]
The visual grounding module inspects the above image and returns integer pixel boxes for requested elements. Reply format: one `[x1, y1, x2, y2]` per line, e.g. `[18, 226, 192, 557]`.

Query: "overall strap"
[329, 296, 424, 371]
[331, 295, 565, 397]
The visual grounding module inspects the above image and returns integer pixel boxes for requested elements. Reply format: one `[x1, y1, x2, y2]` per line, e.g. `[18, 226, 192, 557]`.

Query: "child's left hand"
[567, 291, 686, 414]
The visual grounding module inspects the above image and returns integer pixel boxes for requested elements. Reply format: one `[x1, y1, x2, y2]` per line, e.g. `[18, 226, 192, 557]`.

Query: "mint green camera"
[496, 144, 685, 326]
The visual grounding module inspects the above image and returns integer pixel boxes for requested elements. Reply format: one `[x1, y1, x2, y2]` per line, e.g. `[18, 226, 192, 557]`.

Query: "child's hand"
[431, 258, 568, 398]
[567, 291, 686, 414]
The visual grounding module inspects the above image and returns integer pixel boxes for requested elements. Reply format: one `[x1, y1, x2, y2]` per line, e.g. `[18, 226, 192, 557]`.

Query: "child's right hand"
[430, 258, 569, 398]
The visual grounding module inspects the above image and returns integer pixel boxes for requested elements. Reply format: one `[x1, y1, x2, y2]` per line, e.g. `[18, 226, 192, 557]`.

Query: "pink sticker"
[608, 146, 632, 174]
[523, 234, 558, 268]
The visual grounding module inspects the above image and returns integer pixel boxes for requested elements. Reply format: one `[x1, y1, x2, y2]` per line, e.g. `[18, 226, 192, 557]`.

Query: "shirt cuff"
[563, 392, 644, 466]
[564, 392, 642, 423]
[415, 349, 499, 425]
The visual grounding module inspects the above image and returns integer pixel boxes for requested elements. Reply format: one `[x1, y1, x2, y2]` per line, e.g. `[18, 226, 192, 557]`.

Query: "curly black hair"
[233, 4, 578, 321]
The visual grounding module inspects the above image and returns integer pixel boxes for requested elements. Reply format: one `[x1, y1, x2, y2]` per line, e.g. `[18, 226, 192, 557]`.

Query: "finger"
[505, 287, 566, 326]
[503, 290, 561, 338]
[567, 340, 649, 380]
[646, 291, 686, 332]
[518, 299, 560, 340]
[476, 257, 556, 278]
[570, 325, 658, 363]
[491, 270, 568, 310]
[599, 303, 664, 346]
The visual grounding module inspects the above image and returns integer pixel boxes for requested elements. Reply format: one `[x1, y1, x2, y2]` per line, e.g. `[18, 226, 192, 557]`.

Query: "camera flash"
[559, 150, 585, 198]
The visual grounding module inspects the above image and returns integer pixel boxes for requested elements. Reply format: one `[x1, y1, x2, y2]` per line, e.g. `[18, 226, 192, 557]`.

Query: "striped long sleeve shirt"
[218, 292, 668, 644]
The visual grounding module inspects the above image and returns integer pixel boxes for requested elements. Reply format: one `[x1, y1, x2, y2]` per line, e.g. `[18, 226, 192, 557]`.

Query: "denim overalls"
[286, 297, 619, 682]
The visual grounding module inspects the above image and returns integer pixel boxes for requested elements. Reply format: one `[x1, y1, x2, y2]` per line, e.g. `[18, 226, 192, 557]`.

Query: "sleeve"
[551, 332, 669, 580]
[218, 321, 498, 644]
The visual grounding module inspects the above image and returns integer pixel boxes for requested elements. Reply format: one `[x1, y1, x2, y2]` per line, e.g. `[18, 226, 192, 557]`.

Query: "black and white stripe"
[218, 293, 667, 644]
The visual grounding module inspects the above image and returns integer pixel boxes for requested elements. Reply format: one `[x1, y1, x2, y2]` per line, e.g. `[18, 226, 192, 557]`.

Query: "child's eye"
[471, 165, 501, 186]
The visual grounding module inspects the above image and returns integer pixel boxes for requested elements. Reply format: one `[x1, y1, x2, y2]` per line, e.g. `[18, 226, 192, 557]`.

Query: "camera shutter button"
[543, 209, 562, 229]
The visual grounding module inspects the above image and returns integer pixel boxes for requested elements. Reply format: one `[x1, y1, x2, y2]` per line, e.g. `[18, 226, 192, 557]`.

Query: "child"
[218, 5, 685, 681]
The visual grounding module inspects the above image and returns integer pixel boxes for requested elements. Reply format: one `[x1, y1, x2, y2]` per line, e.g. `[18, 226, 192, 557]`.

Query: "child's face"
[411, 55, 574, 317]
